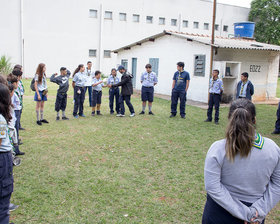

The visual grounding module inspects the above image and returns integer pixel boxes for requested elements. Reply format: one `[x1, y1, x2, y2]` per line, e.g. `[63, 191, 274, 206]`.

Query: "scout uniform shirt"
[92, 78, 104, 91]
[141, 71, 158, 87]
[107, 75, 120, 86]
[209, 78, 223, 94]
[239, 81, 249, 98]
[173, 70, 190, 91]
[35, 74, 47, 91]
[73, 72, 86, 87]
[0, 114, 13, 152]
[84, 67, 95, 87]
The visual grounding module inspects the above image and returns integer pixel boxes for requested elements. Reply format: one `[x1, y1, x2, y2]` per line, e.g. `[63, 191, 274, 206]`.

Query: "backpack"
[30, 78, 36, 91]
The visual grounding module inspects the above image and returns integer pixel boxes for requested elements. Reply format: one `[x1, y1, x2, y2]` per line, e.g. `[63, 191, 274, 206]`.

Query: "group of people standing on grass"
[0, 59, 280, 224]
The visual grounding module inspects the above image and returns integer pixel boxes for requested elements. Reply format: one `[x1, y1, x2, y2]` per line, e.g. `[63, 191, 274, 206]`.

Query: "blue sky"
[218, 0, 252, 8]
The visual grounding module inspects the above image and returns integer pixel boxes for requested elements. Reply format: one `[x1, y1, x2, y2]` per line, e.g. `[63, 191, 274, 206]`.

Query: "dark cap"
[117, 65, 125, 71]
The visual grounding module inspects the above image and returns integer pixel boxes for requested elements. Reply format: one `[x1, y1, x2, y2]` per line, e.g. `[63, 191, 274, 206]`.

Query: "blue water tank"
[234, 22, 255, 38]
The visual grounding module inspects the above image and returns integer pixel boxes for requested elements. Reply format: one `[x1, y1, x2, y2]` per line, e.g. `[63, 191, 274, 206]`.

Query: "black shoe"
[37, 120, 42, 125]
[62, 116, 69, 120]
[97, 111, 102, 116]
[110, 112, 114, 115]
[170, 114, 176, 118]
[18, 139, 23, 145]
[41, 119, 49, 124]
[16, 151, 25, 156]
[215, 121, 219, 125]
[139, 111, 145, 115]
[56, 116, 60, 121]
[149, 111, 154, 115]
[19, 127, 25, 131]
[271, 130, 280, 134]
[181, 115, 186, 119]
[91, 111, 95, 116]
[204, 119, 212, 122]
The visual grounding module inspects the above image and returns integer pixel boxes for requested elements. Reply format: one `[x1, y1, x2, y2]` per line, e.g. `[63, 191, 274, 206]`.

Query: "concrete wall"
[116, 35, 211, 103]
[214, 49, 280, 101]
[0, 0, 250, 77]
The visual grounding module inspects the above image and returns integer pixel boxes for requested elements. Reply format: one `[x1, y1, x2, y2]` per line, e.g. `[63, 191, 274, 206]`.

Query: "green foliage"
[0, 55, 12, 75]
[249, 0, 280, 45]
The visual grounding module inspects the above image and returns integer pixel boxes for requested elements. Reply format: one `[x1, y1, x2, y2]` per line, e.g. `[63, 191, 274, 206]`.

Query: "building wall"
[214, 49, 280, 101]
[116, 35, 211, 103]
[0, 0, 250, 77]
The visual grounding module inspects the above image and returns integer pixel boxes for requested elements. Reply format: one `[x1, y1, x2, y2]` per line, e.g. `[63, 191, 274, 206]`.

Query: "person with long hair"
[34, 63, 49, 125]
[202, 99, 280, 224]
[72, 64, 86, 118]
[0, 83, 14, 223]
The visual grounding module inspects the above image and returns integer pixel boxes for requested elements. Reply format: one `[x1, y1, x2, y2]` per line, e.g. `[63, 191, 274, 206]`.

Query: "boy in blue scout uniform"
[139, 64, 158, 115]
[170, 62, 190, 119]
[91, 71, 106, 116]
[50, 67, 71, 121]
[84, 61, 95, 107]
[205, 69, 223, 124]
[107, 68, 120, 115]
[236, 72, 254, 100]
[72, 64, 86, 118]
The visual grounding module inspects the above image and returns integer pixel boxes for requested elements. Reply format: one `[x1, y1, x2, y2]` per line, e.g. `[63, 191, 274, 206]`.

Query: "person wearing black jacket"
[110, 66, 135, 117]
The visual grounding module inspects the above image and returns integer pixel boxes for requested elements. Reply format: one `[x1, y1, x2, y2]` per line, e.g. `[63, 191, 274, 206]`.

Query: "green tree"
[249, 0, 280, 45]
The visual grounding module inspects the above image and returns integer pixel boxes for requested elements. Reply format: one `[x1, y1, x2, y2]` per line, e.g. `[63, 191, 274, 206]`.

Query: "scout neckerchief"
[253, 133, 264, 149]
[240, 81, 247, 95]
[19, 80, 24, 94]
[113, 76, 116, 84]
[87, 68, 91, 76]
[15, 90, 23, 106]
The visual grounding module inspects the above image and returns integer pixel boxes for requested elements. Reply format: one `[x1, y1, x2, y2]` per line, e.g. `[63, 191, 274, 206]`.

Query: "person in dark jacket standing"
[50, 67, 71, 121]
[272, 102, 280, 134]
[109, 66, 135, 117]
[236, 72, 254, 100]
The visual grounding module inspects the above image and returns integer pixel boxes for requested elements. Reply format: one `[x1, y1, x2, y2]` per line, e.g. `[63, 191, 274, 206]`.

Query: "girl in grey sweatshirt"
[203, 99, 280, 224]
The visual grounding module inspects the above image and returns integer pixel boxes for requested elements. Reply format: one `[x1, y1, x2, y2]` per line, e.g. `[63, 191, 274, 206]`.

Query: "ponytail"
[73, 64, 84, 78]
[225, 99, 256, 162]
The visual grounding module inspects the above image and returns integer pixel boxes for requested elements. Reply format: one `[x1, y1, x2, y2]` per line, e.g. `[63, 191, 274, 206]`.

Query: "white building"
[113, 31, 280, 103]
[0, 0, 250, 77]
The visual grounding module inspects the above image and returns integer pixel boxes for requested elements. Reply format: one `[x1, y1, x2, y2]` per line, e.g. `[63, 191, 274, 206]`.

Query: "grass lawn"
[10, 79, 280, 223]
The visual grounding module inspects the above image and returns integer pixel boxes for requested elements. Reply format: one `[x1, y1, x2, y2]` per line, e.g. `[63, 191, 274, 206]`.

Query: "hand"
[37, 94, 41, 101]
[54, 73, 58, 76]
[108, 84, 112, 88]
[244, 211, 259, 224]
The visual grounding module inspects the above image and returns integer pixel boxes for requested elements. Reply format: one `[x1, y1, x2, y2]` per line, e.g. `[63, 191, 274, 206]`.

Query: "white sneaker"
[116, 114, 125, 117]
[130, 113, 135, 117]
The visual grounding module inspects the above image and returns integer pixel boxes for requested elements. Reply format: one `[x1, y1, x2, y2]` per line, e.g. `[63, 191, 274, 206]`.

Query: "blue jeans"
[207, 93, 221, 122]
[14, 110, 21, 138]
[0, 152, 13, 224]
[84, 86, 93, 107]
[73, 86, 85, 116]
[171, 89, 186, 116]
[119, 95, 134, 115]
[109, 88, 120, 113]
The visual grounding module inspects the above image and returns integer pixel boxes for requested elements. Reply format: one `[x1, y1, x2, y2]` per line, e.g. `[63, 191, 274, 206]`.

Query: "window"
[121, 59, 128, 70]
[171, 19, 177, 26]
[149, 58, 159, 76]
[182, 20, 188, 28]
[215, 24, 219, 31]
[223, 25, 228, 32]
[89, 49, 97, 57]
[104, 11, 112, 20]
[204, 23, 209, 30]
[159, 17, 165, 25]
[193, 22, 199, 29]
[89, 9, 97, 18]
[104, 50, 111, 58]
[146, 16, 153, 24]
[133, 14, 140, 22]
[194, 55, 206, 77]
[119, 13, 126, 21]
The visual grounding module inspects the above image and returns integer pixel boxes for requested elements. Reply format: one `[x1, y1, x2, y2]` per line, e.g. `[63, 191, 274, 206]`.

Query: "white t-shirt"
[35, 74, 47, 91]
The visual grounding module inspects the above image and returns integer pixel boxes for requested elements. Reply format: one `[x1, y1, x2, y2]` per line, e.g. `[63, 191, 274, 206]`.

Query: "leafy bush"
[0, 56, 12, 75]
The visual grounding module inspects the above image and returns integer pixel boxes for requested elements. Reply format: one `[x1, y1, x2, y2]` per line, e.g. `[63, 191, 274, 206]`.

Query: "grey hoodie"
[50, 70, 71, 94]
